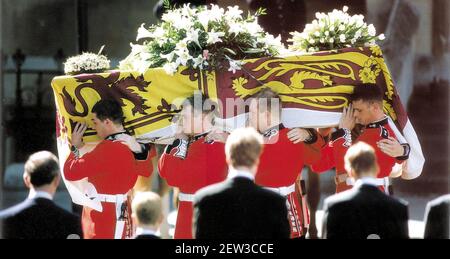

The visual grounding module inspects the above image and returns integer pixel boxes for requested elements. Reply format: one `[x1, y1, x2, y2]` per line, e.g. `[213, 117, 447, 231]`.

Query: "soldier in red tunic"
[158, 93, 228, 239]
[248, 88, 325, 238]
[317, 84, 410, 193]
[64, 100, 154, 239]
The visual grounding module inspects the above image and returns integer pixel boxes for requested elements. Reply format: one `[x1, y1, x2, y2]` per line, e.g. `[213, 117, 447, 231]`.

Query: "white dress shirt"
[227, 168, 255, 181]
[135, 227, 159, 237]
[354, 177, 382, 188]
[27, 190, 53, 200]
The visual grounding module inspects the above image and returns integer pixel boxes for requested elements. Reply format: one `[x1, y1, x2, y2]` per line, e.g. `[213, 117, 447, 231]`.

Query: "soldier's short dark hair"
[350, 84, 384, 104]
[91, 99, 124, 125]
[24, 151, 60, 187]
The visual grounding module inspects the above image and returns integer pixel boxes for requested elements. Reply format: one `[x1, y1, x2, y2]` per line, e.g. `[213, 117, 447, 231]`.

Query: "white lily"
[243, 20, 262, 33]
[197, 10, 211, 30]
[175, 40, 188, 51]
[134, 59, 152, 74]
[209, 4, 224, 21]
[315, 12, 325, 20]
[173, 16, 192, 31]
[267, 34, 284, 48]
[136, 23, 153, 41]
[355, 15, 365, 27]
[229, 22, 244, 35]
[186, 29, 202, 48]
[228, 59, 243, 74]
[192, 54, 205, 69]
[175, 50, 191, 66]
[160, 52, 175, 62]
[162, 10, 180, 24]
[163, 62, 178, 75]
[368, 24, 376, 36]
[139, 52, 152, 61]
[153, 27, 165, 39]
[226, 5, 243, 20]
[207, 30, 225, 45]
[181, 3, 194, 17]
[130, 43, 146, 54]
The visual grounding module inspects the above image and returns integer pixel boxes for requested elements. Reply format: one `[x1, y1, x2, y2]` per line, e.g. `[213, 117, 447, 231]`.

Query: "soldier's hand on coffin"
[287, 128, 311, 144]
[377, 137, 404, 157]
[338, 105, 356, 130]
[114, 134, 142, 153]
[206, 129, 229, 143]
[71, 122, 87, 149]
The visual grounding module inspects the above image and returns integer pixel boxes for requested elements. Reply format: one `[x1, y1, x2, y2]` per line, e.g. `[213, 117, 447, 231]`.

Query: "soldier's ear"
[104, 118, 113, 126]
[373, 101, 383, 112]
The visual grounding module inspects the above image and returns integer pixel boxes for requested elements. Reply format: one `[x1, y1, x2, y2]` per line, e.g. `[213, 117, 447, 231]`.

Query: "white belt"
[178, 192, 195, 202]
[265, 183, 296, 196]
[97, 193, 128, 203]
[96, 193, 128, 239]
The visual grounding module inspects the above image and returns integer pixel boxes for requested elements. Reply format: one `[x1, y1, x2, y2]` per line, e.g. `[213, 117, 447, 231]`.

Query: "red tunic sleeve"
[303, 131, 326, 166]
[63, 142, 107, 181]
[329, 128, 353, 176]
[310, 144, 335, 173]
[158, 139, 227, 193]
[358, 128, 397, 178]
[158, 147, 185, 187]
[134, 145, 156, 177]
[330, 126, 399, 178]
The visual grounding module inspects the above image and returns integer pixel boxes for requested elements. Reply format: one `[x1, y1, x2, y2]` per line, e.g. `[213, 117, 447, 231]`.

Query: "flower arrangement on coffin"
[119, 3, 286, 75]
[288, 6, 385, 53]
[64, 46, 110, 75]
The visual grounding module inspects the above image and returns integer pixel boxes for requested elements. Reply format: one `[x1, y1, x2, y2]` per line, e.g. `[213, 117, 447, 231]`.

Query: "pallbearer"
[158, 93, 228, 239]
[249, 88, 325, 238]
[325, 84, 410, 193]
[64, 99, 154, 239]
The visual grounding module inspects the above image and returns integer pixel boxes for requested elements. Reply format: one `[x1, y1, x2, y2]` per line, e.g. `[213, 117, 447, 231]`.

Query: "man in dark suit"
[0, 151, 82, 239]
[322, 142, 409, 239]
[132, 191, 163, 239]
[193, 127, 290, 239]
[424, 194, 450, 239]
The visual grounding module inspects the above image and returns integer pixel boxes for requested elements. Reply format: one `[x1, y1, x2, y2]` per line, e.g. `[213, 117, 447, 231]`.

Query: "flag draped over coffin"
[51, 45, 424, 210]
